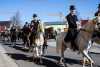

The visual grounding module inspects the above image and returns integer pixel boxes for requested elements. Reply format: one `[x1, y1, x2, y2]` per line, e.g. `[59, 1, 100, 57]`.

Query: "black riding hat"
[98, 4, 100, 8]
[70, 5, 76, 10]
[33, 14, 37, 18]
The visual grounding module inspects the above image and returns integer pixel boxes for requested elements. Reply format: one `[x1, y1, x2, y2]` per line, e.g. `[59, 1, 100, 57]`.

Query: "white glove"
[76, 21, 82, 29]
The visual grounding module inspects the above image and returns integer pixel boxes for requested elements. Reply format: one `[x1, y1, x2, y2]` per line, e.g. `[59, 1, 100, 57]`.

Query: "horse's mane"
[82, 20, 96, 32]
[37, 22, 44, 33]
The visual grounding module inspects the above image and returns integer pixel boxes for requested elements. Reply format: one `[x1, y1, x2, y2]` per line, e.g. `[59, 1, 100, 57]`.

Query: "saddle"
[64, 29, 78, 41]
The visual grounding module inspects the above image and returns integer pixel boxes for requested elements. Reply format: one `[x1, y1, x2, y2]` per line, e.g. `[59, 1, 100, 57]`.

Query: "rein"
[68, 28, 93, 33]
[80, 28, 93, 33]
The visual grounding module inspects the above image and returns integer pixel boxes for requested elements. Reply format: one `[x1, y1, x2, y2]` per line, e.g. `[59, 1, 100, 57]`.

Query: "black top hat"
[33, 14, 37, 18]
[25, 22, 28, 24]
[98, 4, 100, 8]
[70, 5, 75, 10]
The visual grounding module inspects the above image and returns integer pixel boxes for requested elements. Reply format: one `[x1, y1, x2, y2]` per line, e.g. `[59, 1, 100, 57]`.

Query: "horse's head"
[95, 15, 100, 30]
[82, 19, 97, 34]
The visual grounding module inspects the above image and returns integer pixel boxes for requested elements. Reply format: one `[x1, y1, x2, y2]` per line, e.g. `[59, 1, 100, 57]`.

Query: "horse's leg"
[25, 40, 28, 49]
[24, 43, 27, 49]
[36, 46, 39, 57]
[59, 41, 66, 67]
[33, 45, 41, 64]
[11, 36, 15, 47]
[42, 38, 47, 55]
[42, 45, 45, 55]
[27, 37, 30, 49]
[40, 45, 43, 56]
[32, 45, 36, 57]
[87, 40, 93, 52]
[83, 56, 87, 67]
[81, 40, 93, 63]
[86, 40, 94, 67]
[83, 49, 94, 67]
[29, 40, 33, 52]
[42, 45, 48, 55]
[32, 45, 37, 62]
[85, 40, 93, 63]
[24, 37, 27, 49]
[12, 38, 16, 47]
[40, 45, 43, 64]
[12, 42, 15, 47]
[4, 36, 6, 42]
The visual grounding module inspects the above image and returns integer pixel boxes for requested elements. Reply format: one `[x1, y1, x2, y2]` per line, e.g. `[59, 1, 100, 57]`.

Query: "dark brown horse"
[56, 20, 97, 67]
[10, 26, 17, 46]
[22, 26, 31, 49]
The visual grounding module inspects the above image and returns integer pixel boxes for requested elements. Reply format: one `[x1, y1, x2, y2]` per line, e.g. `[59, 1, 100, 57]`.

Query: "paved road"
[0, 42, 18, 67]
[0, 39, 100, 67]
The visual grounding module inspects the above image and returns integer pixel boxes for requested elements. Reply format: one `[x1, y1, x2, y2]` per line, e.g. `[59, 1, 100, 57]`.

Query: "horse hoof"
[34, 58, 41, 64]
[56, 61, 60, 65]
[80, 60, 91, 65]
[56, 61, 67, 67]
[91, 61, 95, 65]
[60, 63, 67, 67]
[39, 60, 43, 64]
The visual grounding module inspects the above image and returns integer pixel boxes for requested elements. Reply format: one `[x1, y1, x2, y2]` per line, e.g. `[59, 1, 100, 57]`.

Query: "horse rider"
[29, 14, 40, 46]
[10, 24, 17, 34]
[10, 24, 17, 43]
[21, 22, 31, 48]
[64, 5, 79, 51]
[95, 4, 100, 29]
[92, 4, 100, 40]
[24, 22, 29, 28]
[95, 4, 100, 16]
[30, 14, 39, 35]
[22, 22, 31, 37]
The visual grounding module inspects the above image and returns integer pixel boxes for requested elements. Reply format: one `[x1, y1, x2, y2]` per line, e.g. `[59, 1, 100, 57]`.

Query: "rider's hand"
[77, 22, 81, 30]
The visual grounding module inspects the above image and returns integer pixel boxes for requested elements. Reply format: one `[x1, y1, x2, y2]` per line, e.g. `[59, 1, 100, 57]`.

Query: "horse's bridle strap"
[80, 29, 93, 33]
[68, 28, 93, 33]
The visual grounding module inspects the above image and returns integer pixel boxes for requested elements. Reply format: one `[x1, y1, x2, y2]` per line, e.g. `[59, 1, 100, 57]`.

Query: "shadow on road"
[3, 43, 11, 45]
[44, 55, 81, 65]
[6, 53, 60, 67]
[39, 58, 60, 67]
[90, 52, 100, 55]
[6, 53, 33, 61]
[6, 53, 100, 67]
[4, 43, 29, 52]
[12, 46, 29, 52]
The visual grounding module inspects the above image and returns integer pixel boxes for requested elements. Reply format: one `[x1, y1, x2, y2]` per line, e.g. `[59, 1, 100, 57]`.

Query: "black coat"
[66, 13, 78, 28]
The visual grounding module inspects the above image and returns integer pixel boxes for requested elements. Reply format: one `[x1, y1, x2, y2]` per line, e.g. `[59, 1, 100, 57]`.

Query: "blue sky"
[0, 0, 99, 25]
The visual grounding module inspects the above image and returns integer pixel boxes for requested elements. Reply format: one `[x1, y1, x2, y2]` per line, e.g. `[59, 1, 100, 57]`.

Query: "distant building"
[44, 20, 88, 32]
[81, 20, 88, 26]
[0, 21, 12, 32]
[44, 21, 67, 32]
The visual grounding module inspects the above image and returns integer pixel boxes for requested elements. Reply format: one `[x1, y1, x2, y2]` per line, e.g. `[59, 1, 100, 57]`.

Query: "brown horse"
[56, 20, 97, 67]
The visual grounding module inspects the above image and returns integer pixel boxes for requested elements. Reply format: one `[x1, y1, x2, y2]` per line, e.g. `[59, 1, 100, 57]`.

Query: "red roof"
[0, 21, 11, 28]
[0, 21, 12, 32]
[81, 20, 88, 26]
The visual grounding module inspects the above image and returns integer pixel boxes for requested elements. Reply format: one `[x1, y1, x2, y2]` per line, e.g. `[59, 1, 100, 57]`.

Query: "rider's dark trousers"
[64, 28, 78, 50]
